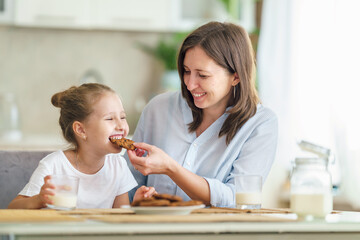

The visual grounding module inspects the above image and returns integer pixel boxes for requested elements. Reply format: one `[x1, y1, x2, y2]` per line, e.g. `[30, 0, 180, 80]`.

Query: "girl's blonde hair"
[51, 83, 114, 148]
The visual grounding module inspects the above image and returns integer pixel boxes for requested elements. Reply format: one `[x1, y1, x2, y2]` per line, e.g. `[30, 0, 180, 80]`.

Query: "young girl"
[8, 83, 155, 209]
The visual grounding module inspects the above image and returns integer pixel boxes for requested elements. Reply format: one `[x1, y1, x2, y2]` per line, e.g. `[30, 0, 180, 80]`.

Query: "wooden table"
[1, 208, 360, 240]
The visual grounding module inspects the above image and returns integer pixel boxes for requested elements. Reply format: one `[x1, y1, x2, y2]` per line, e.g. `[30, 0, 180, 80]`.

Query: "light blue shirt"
[126, 91, 278, 207]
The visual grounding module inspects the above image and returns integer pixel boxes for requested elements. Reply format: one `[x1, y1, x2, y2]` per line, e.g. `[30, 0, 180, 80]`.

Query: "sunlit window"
[258, 0, 360, 209]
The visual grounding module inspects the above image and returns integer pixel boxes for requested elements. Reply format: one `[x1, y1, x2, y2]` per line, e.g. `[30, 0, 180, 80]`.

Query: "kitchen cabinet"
[9, 0, 254, 32]
[91, 0, 172, 31]
[12, 0, 178, 31]
[14, 0, 91, 29]
[2, 0, 258, 33]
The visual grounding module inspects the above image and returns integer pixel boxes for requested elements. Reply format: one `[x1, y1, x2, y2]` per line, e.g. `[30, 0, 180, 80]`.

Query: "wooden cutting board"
[89, 213, 294, 223]
[0, 209, 84, 222]
[58, 207, 293, 217]
[59, 208, 134, 215]
[192, 207, 292, 214]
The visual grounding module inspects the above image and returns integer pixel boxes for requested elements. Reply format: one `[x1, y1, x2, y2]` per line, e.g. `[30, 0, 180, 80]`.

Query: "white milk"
[49, 193, 77, 209]
[236, 192, 262, 205]
[291, 193, 333, 218]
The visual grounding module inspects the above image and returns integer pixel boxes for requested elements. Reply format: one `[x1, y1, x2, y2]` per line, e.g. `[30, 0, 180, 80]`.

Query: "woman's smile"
[184, 46, 236, 112]
[192, 92, 206, 98]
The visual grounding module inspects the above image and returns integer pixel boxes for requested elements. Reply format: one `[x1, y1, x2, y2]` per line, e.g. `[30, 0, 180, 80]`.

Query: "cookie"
[153, 193, 183, 202]
[110, 137, 135, 150]
[138, 199, 171, 206]
[170, 200, 203, 206]
[131, 197, 155, 207]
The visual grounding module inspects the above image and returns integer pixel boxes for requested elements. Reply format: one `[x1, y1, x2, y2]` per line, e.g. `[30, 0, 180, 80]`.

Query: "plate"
[123, 204, 205, 215]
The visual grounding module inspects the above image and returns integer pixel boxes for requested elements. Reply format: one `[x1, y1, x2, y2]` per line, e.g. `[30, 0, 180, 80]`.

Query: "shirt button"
[187, 162, 190, 166]
[193, 143, 197, 147]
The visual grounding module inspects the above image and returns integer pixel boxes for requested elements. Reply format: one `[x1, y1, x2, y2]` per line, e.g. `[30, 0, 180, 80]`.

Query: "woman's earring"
[83, 136, 87, 140]
[233, 86, 236, 98]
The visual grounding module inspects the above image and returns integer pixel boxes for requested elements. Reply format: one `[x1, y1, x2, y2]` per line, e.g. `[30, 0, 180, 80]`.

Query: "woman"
[127, 21, 278, 207]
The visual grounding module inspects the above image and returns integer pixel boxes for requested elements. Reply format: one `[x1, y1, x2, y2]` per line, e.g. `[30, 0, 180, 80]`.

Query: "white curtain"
[258, 0, 360, 209]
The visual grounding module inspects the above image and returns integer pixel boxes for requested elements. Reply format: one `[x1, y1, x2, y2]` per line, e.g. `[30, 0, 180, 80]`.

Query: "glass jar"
[290, 157, 333, 219]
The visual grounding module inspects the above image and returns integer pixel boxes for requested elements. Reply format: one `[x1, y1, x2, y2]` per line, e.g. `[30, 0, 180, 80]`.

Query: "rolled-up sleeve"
[204, 177, 235, 207]
[205, 113, 278, 207]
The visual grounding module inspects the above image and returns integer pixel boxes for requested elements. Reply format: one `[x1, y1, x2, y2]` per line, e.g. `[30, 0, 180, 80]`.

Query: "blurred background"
[1, 0, 359, 210]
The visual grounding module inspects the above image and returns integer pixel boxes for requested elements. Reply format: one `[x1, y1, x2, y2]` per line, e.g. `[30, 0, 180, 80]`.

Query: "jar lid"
[294, 157, 328, 165]
[297, 140, 331, 158]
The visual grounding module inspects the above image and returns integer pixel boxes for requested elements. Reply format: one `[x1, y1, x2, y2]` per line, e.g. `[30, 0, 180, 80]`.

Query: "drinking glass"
[47, 175, 79, 210]
[235, 175, 262, 209]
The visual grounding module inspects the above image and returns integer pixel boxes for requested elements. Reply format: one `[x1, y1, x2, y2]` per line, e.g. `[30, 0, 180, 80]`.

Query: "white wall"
[0, 26, 164, 137]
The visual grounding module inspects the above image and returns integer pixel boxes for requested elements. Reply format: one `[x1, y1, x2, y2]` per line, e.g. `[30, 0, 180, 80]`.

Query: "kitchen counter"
[0, 209, 360, 239]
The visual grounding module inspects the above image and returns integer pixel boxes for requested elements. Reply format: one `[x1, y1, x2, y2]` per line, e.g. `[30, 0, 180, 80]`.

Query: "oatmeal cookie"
[110, 137, 135, 150]
[170, 200, 204, 206]
[153, 193, 183, 202]
[131, 197, 155, 207]
[138, 199, 171, 206]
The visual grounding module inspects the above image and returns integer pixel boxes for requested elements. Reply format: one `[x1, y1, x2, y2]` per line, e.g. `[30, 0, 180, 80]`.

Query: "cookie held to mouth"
[110, 137, 136, 150]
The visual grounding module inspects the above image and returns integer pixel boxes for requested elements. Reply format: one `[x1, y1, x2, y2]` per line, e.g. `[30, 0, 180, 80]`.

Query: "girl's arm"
[8, 195, 44, 209]
[113, 186, 156, 208]
[8, 175, 55, 209]
[112, 193, 130, 208]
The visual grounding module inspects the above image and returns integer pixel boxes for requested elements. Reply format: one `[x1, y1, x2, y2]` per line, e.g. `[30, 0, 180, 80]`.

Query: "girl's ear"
[232, 73, 240, 86]
[73, 121, 86, 139]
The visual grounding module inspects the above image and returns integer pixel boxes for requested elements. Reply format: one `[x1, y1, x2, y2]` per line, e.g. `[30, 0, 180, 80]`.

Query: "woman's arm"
[128, 112, 278, 207]
[128, 143, 211, 205]
[168, 163, 211, 205]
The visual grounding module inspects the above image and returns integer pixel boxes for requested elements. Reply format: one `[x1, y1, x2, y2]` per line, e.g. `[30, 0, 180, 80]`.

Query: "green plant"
[220, 0, 240, 19]
[136, 32, 188, 71]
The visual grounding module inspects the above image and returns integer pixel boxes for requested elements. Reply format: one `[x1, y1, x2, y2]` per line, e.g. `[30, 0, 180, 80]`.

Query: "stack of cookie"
[131, 193, 203, 207]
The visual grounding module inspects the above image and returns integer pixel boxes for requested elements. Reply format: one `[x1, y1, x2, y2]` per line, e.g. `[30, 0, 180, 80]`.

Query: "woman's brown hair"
[51, 83, 114, 148]
[178, 21, 259, 145]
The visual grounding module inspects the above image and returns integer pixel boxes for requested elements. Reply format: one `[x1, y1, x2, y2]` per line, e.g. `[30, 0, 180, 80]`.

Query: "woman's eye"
[106, 118, 113, 121]
[199, 74, 208, 78]
[184, 70, 190, 74]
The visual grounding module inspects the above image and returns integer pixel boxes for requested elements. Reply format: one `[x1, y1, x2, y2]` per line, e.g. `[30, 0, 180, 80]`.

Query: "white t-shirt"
[19, 150, 138, 209]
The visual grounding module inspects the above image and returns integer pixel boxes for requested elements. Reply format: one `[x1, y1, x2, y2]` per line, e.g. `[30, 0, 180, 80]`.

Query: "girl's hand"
[38, 175, 55, 208]
[133, 185, 156, 202]
[128, 142, 178, 176]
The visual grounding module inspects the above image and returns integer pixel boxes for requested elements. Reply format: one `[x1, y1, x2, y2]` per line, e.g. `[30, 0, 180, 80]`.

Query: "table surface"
[0, 208, 360, 240]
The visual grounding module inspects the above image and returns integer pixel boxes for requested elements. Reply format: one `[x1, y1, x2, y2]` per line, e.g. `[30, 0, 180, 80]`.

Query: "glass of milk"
[47, 175, 79, 210]
[235, 175, 262, 209]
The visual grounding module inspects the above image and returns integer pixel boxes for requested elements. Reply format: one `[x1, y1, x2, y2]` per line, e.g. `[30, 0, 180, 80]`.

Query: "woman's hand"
[128, 143, 211, 205]
[133, 185, 156, 202]
[127, 142, 179, 176]
[134, 148, 146, 157]
[38, 175, 56, 208]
